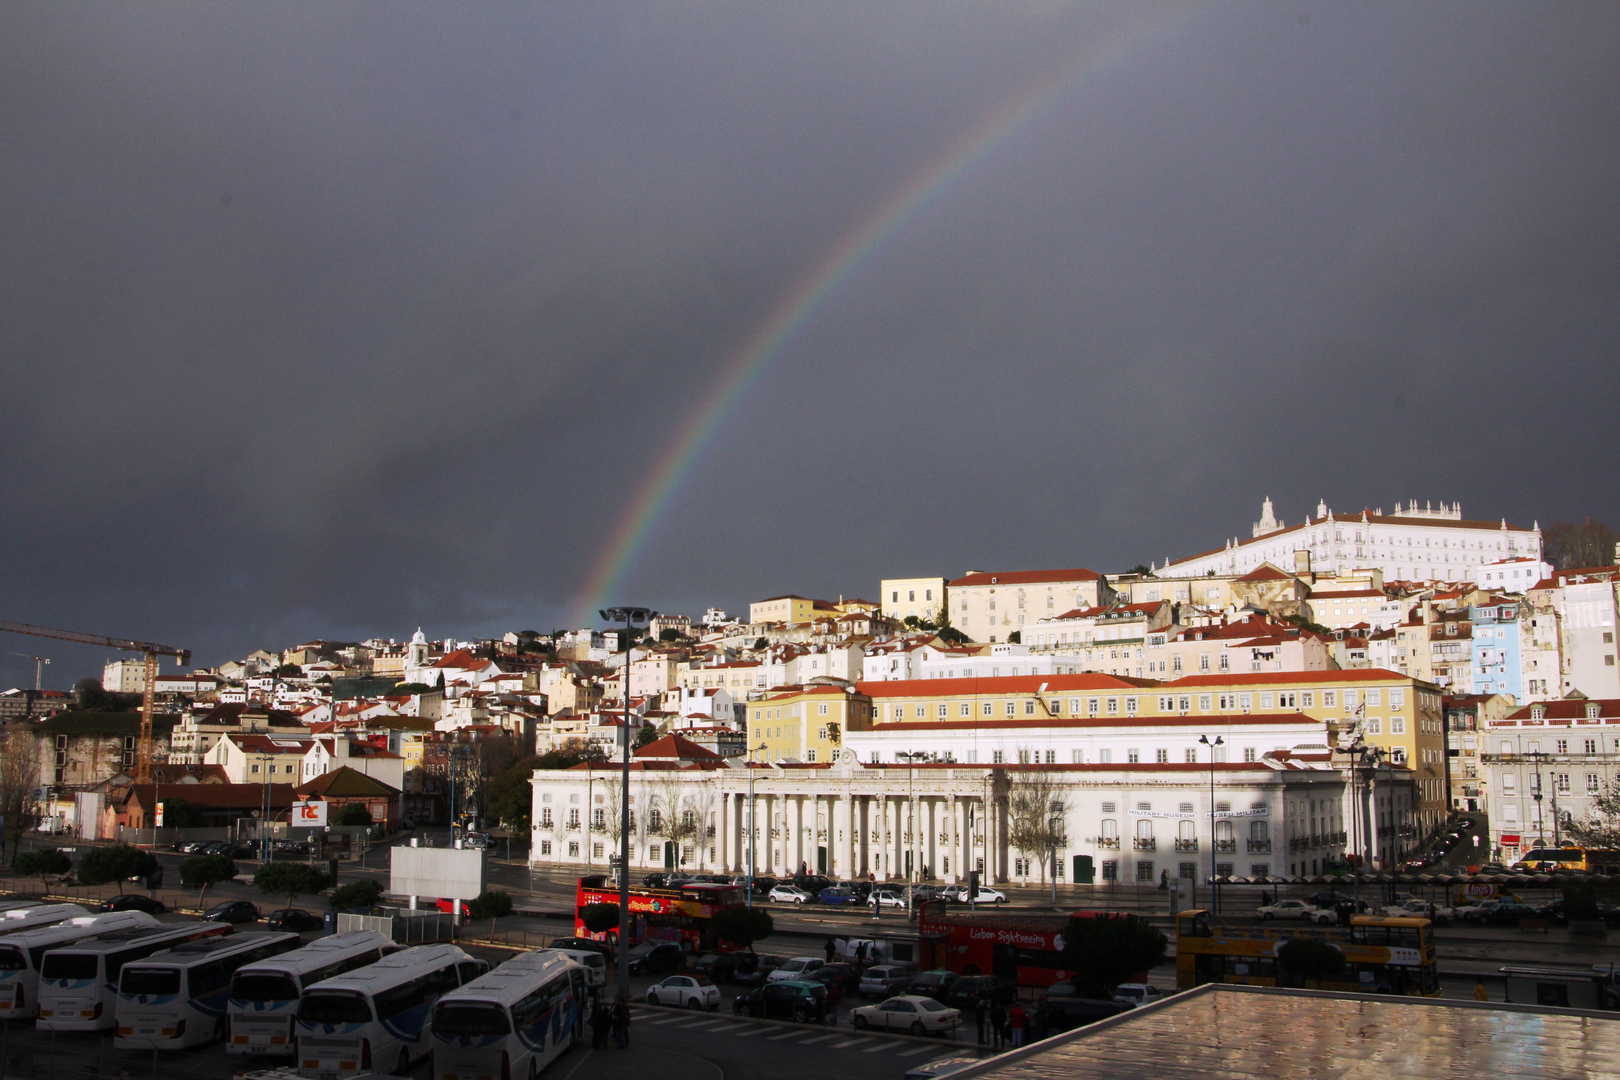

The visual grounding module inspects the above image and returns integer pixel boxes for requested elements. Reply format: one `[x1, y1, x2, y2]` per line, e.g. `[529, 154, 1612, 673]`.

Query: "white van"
[546, 948, 606, 990]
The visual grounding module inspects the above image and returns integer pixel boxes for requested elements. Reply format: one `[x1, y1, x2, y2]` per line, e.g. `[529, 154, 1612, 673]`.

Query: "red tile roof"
[635, 734, 723, 761]
[1500, 698, 1620, 722]
[948, 569, 1102, 587]
[857, 673, 1151, 698]
[1166, 668, 1421, 688]
[1236, 564, 1296, 583]
[864, 711, 1326, 731]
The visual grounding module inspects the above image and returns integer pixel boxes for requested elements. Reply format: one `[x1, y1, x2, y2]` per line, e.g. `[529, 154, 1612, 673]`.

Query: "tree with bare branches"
[1004, 755, 1068, 884]
[1544, 518, 1618, 570]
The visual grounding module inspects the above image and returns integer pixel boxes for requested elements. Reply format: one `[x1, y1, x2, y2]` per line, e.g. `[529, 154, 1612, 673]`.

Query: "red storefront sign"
[1500, 834, 1521, 845]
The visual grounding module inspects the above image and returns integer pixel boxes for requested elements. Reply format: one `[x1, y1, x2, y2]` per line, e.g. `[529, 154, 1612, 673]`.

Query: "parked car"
[203, 899, 260, 924]
[906, 970, 960, 1002]
[549, 936, 616, 963]
[625, 941, 686, 975]
[817, 887, 858, 906]
[941, 886, 1005, 905]
[730, 953, 784, 987]
[1112, 983, 1167, 1008]
[943, 975, 1016, 1012]
[99, 894, 165, 914]
[691, 952, 742, 982]
[1463, 900, 1547, 926]
[646, 974, 722, 1010]
[1383, 899, 1454, 922]
[836, 880, 874, 902]
[766, 956, 826, 984]
[870, 889, 907, 909]
[859, 965, 915, 997]
[643, 872, 672, 888]
[770, 884, 812, 904]
[1306, 891, 1360, 910]
[1035, 995, 1132, 1034]
[809, 963, 861, 995]
[266, 907, 325, 931]
[1257, 899, 1332, 923]
[791, 874, 833, 896]
[850, 995, 961, 1036]
[198, 841, 231, 856]
[732, 980, 828, 1022]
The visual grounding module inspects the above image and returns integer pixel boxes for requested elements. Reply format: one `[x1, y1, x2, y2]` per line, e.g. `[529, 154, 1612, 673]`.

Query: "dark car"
[99, 894, 166, 915]
[1467, 901, 1546, 926]
[643, 872, 673, 889]
[625, 941, 686, 975]
[792, 874, 833, 896]
[817, 887, 858, 906]
[692, 952, 742, 982]
[1306, 891, 1360, 910]
[266, 907, 324, 931]
[731, 953, 784, 987]
[943, 975, 1016, 1012]
[906, 970, 960, 1002]
[1034, 996, 1132, 1035]
[837, 880, 873, 902]
[733, 980, 829, 1022]
[204, 899, 260, 924]
[197, 841, 231, 856]
[810, 962, 862, 995]
[549, 936, 617, 963]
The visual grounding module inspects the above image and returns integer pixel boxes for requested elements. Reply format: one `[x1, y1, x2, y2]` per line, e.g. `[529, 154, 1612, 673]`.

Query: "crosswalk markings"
[862, 1041, 898, 1052]
[685, 1019, 733, 1030]
[895, 1045, 938, 1057]
[766, 1029, 804, 1040]
[649, 1015, 690, 1025]
[834, 1037, 874, 1049]
[796, 1033, 837, 1044]
[730, 1026, 764, 1037]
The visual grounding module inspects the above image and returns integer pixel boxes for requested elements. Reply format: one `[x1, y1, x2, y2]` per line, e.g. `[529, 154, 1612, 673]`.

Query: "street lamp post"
[1048, 801, 1062, 905]
[1530, 751, 1546, 847]
[746, 742, 767, 909]
[601, 606, 656, 1006]
[1199, 735, 1223, 915]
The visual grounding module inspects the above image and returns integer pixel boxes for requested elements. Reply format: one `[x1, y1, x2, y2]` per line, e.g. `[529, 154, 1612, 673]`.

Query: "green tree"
[1129, 564, 1153, 577]
[76, 844, 159, 894]
[635, 725, 659, 749]
[753, 638, 768, 650]
[332, 803, 375, 827]
[1277, 937, 1346, 986]
[12, 848, 71, 893]
[469, 890, 514, 937]
[160, 797, 206, 829]
[1008, 631, 1022, 644]
[580, 902, 620, 934]
[329, 879, 384, 911]
[710, 905, 773, 950]
[658, 628, 684, 643]
[487, 755, 541, 831]
[179, 853, 239, 909]
[392, 682, 434, 695]
[1058, 914, 1168, 996]
[1544, 518, 1618, 570]
[273, 664, 303, 678]
[252, 862, 331, 907]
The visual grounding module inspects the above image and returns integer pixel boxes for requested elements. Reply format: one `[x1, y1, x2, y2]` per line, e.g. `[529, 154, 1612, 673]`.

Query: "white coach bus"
[37, 921, 231, 1030]
[226, 930, 399, 1057]
[115, 931, 302, 1049]
[0, 911, 159, 1020]
[428, 951, 586, 1080]
[296, 944, 488, 1077]
[0, 904, 91, 935]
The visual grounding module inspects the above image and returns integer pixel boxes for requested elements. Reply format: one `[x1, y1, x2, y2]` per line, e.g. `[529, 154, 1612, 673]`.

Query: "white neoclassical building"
[531, 735, 1417, 886]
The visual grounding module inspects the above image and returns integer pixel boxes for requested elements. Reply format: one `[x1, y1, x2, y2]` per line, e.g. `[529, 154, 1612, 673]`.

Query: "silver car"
[858, 965, 913, 997]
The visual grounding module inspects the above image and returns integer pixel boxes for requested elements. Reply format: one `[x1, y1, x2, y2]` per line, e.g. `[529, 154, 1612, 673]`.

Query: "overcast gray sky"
[3, 2, 1617, 685]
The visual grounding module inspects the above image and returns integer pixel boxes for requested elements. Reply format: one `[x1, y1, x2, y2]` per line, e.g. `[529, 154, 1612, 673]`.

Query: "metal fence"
[338, 910, 458, 944]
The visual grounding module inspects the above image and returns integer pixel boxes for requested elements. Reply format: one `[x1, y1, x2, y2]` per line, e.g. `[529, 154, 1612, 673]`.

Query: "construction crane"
[7, 652, 50, 691]
[0, 620, 190, 785]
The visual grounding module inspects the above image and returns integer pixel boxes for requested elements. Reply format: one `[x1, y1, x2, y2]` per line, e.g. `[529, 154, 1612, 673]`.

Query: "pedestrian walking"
[855, 941, 867, 966]
[824, 937, 836, 963]
[975, 999, 988, 1045]
[826, 983, 841, 1026]
[1474, 981, 1489, 1002]
[1008, 1002, 1027, 1048]
[989, 1002, 1008, 1050]
[611, 996, 631, 1049]
[591, 998, 611, 1050]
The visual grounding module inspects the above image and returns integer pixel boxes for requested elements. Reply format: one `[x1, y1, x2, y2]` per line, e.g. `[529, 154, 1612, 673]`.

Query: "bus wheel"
[528, 1059, 539, 1080]
[397, 1049, 411, 1076]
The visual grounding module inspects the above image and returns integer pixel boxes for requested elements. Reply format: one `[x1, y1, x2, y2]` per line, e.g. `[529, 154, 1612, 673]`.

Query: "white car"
[765, 956, 826, 984]
[850, 995, 962, 1035]
[1256, 899, 1331, 924]
[646, 974, 722, 1010]
[1111, 983, 1166, 1008]
[966, 887, 1007, 905]
[769, 885, 812, 904]
[1383, 898, 1454, 922]
[871, 890, 907, 909]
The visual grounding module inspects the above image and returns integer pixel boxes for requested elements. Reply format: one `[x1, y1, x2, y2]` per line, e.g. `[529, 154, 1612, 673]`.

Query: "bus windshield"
[0, 946, 24, 972]
[41, 954, 98, 981]
[432, 1003, 511, 1036]
[298, 992, 372, 1024]
[231, 973, 300, 1003]
[120, 968, 181, 996]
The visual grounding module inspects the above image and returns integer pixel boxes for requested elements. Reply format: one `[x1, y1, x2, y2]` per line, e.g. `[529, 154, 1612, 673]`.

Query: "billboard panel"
[390, 846, 485, 902]
[293, 800, 329, 827]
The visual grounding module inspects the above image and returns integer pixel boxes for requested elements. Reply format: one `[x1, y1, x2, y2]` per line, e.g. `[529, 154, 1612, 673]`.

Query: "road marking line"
[863, 1041, 898, 1052]
[835, 1037, 874, 1048]
[686, 1019, 732, 1030]
[797, 1033, 837, 1044]
[895, 1044, 937, 1056]
[649, 1015, 690, 1025]
[730, 1026, 764, 1037]
[766, 1029, 804, 1040]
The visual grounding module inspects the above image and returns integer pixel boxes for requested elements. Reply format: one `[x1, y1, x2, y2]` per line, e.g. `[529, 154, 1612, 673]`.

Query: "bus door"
[992, 945, 1018, 985]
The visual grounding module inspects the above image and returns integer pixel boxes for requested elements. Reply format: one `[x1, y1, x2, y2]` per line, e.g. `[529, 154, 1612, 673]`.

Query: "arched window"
[1250, 820, 1269, 842]
[1135, 818, 1154, 840]
[1178, 819, 1196, 841]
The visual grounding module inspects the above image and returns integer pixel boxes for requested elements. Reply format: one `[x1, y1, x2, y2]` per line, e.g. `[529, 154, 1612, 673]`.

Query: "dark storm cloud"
[2, 2, 1617, 685]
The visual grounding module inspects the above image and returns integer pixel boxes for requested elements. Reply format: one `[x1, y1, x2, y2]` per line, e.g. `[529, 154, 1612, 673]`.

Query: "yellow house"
[879, 578, 947, 623]
[746, 685, 873, 764]
[749, 595, 839, 625]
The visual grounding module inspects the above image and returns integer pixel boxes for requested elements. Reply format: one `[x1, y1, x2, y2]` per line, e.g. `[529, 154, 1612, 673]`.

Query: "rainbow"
[572, 11, 1195, 627]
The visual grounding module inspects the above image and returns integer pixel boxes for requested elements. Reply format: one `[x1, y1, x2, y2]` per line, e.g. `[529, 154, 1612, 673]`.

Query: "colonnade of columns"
[715, 785, 1009, 883]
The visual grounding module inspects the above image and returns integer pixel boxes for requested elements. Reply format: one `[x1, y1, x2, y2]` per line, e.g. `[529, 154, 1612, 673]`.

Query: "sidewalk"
[553, 1043, 723, 1080]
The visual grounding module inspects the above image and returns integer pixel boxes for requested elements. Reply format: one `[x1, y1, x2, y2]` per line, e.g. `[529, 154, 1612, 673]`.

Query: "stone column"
[717, 792, 730, 872]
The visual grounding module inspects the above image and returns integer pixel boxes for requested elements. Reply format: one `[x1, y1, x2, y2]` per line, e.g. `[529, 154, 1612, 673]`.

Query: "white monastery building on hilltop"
[1160, 498, 1542, 584]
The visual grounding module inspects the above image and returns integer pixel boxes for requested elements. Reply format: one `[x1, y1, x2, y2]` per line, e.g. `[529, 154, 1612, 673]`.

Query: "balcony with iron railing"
[1174, 838, 1199, 852]
[1132, 837, 1157, 851]
[1096, 836, 1121, 849]
[1246, 838, 1271, 853]
[1213, 839, 1237, 853]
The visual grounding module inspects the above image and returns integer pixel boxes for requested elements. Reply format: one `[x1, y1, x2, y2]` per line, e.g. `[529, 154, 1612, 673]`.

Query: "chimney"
[1294, 549, 1312, 577]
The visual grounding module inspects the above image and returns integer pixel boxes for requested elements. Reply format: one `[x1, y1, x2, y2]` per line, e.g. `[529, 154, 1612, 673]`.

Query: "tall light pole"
[601, 606, 656, 1005]
[1199, 735, 1223, 915]
[746, 742, 767, 909]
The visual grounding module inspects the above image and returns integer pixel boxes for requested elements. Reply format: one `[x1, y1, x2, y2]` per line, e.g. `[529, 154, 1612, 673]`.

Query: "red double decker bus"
[574, 875, 747, 952]
[916, 904, 1133, 990]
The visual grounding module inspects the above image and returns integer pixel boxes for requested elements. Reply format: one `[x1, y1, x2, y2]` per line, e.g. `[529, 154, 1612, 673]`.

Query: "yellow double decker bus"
[1175, 910, 1440, 997]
